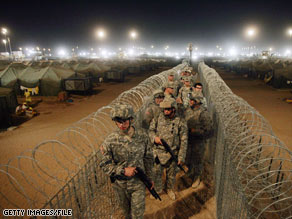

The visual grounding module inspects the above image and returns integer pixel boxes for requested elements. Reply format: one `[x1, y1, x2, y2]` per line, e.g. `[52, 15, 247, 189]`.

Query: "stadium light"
[247, 29, 255, 37]
[245, 26, 257, 56]
[1, 28, 7, 35]
[129, 30, 137, 39]
[1, 27, 12, 57]
[57, 48, 68, 58]
[288, 28, 292, 56]
[229, 47, 238, 57]
[96, 28, 106, 39]
[288, 28, 292, 37]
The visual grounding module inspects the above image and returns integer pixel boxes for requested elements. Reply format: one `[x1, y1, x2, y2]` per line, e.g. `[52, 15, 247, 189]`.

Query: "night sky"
[0, 0, 291, 52]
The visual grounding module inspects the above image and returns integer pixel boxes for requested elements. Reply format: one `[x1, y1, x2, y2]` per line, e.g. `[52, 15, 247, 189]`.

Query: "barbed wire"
[199, 62, 292, 219]
[2, 61, 291, 218]
[0, 63, 187, 218]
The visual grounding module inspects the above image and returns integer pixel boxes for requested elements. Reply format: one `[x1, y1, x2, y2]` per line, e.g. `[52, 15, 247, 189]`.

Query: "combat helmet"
[164, 82, 176, 89]
[159, 98, 177, 110]
[183, 76, 192, 82]
[110, 104, 135, 121]
[153, 89, 164, 99]
[168, 71, 175, 76]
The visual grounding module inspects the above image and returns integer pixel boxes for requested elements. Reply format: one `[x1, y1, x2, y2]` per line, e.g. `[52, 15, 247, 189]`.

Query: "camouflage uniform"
[178, 84, 195, 109]
[142, 89, 164, 129]
[192, 90, 207, 108]
[100, 105, 154, 219]
[184, 97, 213, 182]
[167, 72, 180, 97]
[149, 99, 188, 193]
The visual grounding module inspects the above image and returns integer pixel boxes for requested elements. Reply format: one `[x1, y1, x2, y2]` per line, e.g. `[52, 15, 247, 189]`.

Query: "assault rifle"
[160, 139, 186, 173]
[110, 167, 162, 201]
[136, 167, 161, 201]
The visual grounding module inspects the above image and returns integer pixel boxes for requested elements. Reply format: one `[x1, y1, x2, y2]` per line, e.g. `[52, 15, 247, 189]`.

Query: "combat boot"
[150, 194, 155, 200]
[192, 177, 201, 189]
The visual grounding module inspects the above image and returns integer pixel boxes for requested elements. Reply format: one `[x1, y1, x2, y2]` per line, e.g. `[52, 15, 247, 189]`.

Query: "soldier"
[167, 71, 180, 97]
[193, 82, 207, 108]
[100, 105, 154, 219]
[194, 82, 203, 93]
[177, 76, 195, 108]
[142, 89, 164, 129]
[184, 94, 213, 188]
[163, 82, 176, 100]
[149, 98, 188, 200]
[178, 70, 191, 88]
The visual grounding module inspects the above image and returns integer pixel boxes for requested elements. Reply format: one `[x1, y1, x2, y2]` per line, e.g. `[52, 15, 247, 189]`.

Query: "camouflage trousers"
[185, 137, 206, 182]
[112, 183, 145, 219]
[152, 158, 178, 193]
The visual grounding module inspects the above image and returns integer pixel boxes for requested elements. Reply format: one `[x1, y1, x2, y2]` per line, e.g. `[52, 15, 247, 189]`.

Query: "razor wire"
[198, 62, 292, 219]
[0, 63, 187, 218]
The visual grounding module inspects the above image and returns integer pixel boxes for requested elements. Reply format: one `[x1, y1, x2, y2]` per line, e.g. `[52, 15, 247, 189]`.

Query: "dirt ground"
[0, 65, 291, 218]
[0, 69, 163, 165]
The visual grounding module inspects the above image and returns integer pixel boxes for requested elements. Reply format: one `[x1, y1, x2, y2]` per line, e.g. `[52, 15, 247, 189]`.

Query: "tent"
[72, 62, 104, 77]
[0, 60, 11, 71]
[18, 66, 76, 96]
[251, 60, 273, 79]
[8, 62, 28, 70]
[272, 65, 292, 89]
[0, 87, 18, 128]
[0, 66, 19, 89]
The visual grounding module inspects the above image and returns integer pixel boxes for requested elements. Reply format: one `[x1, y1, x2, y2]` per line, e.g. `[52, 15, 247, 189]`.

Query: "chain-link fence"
[0, 63, 187, 218]
[1, 61, 292, 218]
[198, 62, 292, 219]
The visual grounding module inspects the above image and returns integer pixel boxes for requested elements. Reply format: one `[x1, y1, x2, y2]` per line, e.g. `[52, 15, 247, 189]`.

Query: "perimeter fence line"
[1, 60, 292, 218]
[198, 61, 292, 219]
[0, 63, 187, 218]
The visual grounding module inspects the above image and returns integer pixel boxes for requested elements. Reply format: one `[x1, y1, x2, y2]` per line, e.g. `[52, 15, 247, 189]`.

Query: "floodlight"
[288, 28, 292, 37]
[129, 31, 137, 39]
[1, 28, 7, 35]
[97, 29, 106, 39]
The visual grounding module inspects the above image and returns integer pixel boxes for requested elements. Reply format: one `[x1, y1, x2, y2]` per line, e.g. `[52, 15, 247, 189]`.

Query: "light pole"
[188, 43, 193, 65]
[129, 30, 138, 56]
[288, 28, 292, 57]
[95, 28, 107, 57]
[246, 27, 257, 57]
[2, 39, 7, 53]
[1, 28, 12, 57]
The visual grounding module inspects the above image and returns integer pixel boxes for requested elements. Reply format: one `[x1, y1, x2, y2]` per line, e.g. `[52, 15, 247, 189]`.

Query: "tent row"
[0, 58, 176, 96]
[0, 66, 80, 96]
[209, 58, 292, 89]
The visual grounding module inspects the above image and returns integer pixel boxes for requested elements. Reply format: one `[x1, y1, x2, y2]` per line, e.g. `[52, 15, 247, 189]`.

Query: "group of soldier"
[100, 66, 213, 219]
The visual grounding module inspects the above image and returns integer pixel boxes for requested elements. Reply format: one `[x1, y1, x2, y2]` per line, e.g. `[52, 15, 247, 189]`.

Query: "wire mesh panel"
[198, 62, 292, 219]
[0, 63, 188, 218]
